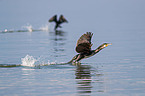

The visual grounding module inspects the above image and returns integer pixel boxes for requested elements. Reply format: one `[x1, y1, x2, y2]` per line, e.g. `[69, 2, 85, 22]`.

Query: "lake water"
[0, 0, 145, 96]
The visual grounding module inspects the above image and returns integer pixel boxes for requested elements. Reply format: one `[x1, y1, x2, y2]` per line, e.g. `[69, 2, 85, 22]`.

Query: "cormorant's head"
[102, 43, 112, 48]
[97, 43, 112, 50]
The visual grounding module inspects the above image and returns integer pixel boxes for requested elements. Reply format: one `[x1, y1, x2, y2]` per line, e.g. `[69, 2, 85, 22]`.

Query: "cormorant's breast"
[81, 51, 92, 56]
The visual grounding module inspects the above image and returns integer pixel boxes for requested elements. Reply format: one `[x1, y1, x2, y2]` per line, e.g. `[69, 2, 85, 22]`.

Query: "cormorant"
[68, 32, 112, 63]
[48, 15, 68, 30]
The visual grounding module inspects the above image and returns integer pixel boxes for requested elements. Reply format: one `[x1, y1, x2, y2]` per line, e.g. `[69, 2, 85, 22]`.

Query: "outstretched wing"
[49, 15, 57, 22]
[75, 32, 93, 54]
[59, 15, 68, 23]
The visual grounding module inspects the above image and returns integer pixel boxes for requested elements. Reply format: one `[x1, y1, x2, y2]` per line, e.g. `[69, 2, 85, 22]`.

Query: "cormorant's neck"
[94, 44, 105, 54]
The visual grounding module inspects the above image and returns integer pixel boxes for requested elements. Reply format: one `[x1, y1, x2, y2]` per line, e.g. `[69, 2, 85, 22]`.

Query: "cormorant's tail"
[67, 54, 80, 64]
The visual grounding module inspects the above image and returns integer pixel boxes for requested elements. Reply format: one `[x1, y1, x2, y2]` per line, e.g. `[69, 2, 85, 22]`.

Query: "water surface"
[0, 0, 145, 96]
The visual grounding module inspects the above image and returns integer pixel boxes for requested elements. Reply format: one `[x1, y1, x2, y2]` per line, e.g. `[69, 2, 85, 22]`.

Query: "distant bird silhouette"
[48, 15, 68, 30]
[68, 32, 112, 63]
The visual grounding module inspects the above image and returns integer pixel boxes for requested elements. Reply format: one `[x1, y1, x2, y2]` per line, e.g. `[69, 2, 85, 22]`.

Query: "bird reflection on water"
[55, 30, 66, 36]
[49, 30, 67, 58]
[75, 64, 104, 95]
[75, 64, 92, 94]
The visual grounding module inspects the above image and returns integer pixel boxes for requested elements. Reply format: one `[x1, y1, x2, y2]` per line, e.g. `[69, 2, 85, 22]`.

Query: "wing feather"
[75, 32, 93, 54]
[49, 15, 57, 22]
[59, 15, 68, 23]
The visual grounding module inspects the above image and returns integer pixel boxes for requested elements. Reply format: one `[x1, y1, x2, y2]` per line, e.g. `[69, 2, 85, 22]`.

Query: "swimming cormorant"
[68, 32, 112, 63]
[48, 15, 68, 30]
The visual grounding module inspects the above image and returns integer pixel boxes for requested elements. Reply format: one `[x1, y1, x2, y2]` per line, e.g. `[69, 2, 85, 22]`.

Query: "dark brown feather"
[59, 15, 68, 23]
[75, 32, 93, 54]
[49, 15, 57, 22]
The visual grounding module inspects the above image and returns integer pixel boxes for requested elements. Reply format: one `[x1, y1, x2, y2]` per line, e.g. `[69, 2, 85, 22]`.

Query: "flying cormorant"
[68, 32, 112, 63]
[48, 15, 68, 30]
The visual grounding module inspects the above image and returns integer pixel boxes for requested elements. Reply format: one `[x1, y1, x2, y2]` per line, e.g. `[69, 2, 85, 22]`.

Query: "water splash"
[0, 23, 51, 33]
[22, 24, 33, 32]
[40, 24, 50, 31]
[4, 29, 8, 32]
[37, 60, 57, 66]
[46, 60, 57, 65]
[0, 29, 14, 33]
[21, 55, 58, 67]
[21, 55, 37, 67]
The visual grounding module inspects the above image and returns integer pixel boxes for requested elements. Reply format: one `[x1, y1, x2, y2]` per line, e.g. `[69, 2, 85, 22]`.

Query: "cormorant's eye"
[103, 45, 106, 47]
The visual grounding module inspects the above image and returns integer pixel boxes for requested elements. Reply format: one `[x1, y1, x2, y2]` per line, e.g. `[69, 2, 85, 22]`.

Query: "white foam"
[21, 55, 58, 67]
[40, 23, 50, 31]
[21, 55, 37, 67]
[22, 24, 33, 32]
[47, 60, 57, 65]
[39, 60, 57, 66]
[4, 29, 8, 32]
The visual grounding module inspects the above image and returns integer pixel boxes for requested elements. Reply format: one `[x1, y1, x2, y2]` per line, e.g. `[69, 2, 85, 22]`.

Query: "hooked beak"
[105, 43, 112, 47]
[107, 43, 112, 46]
